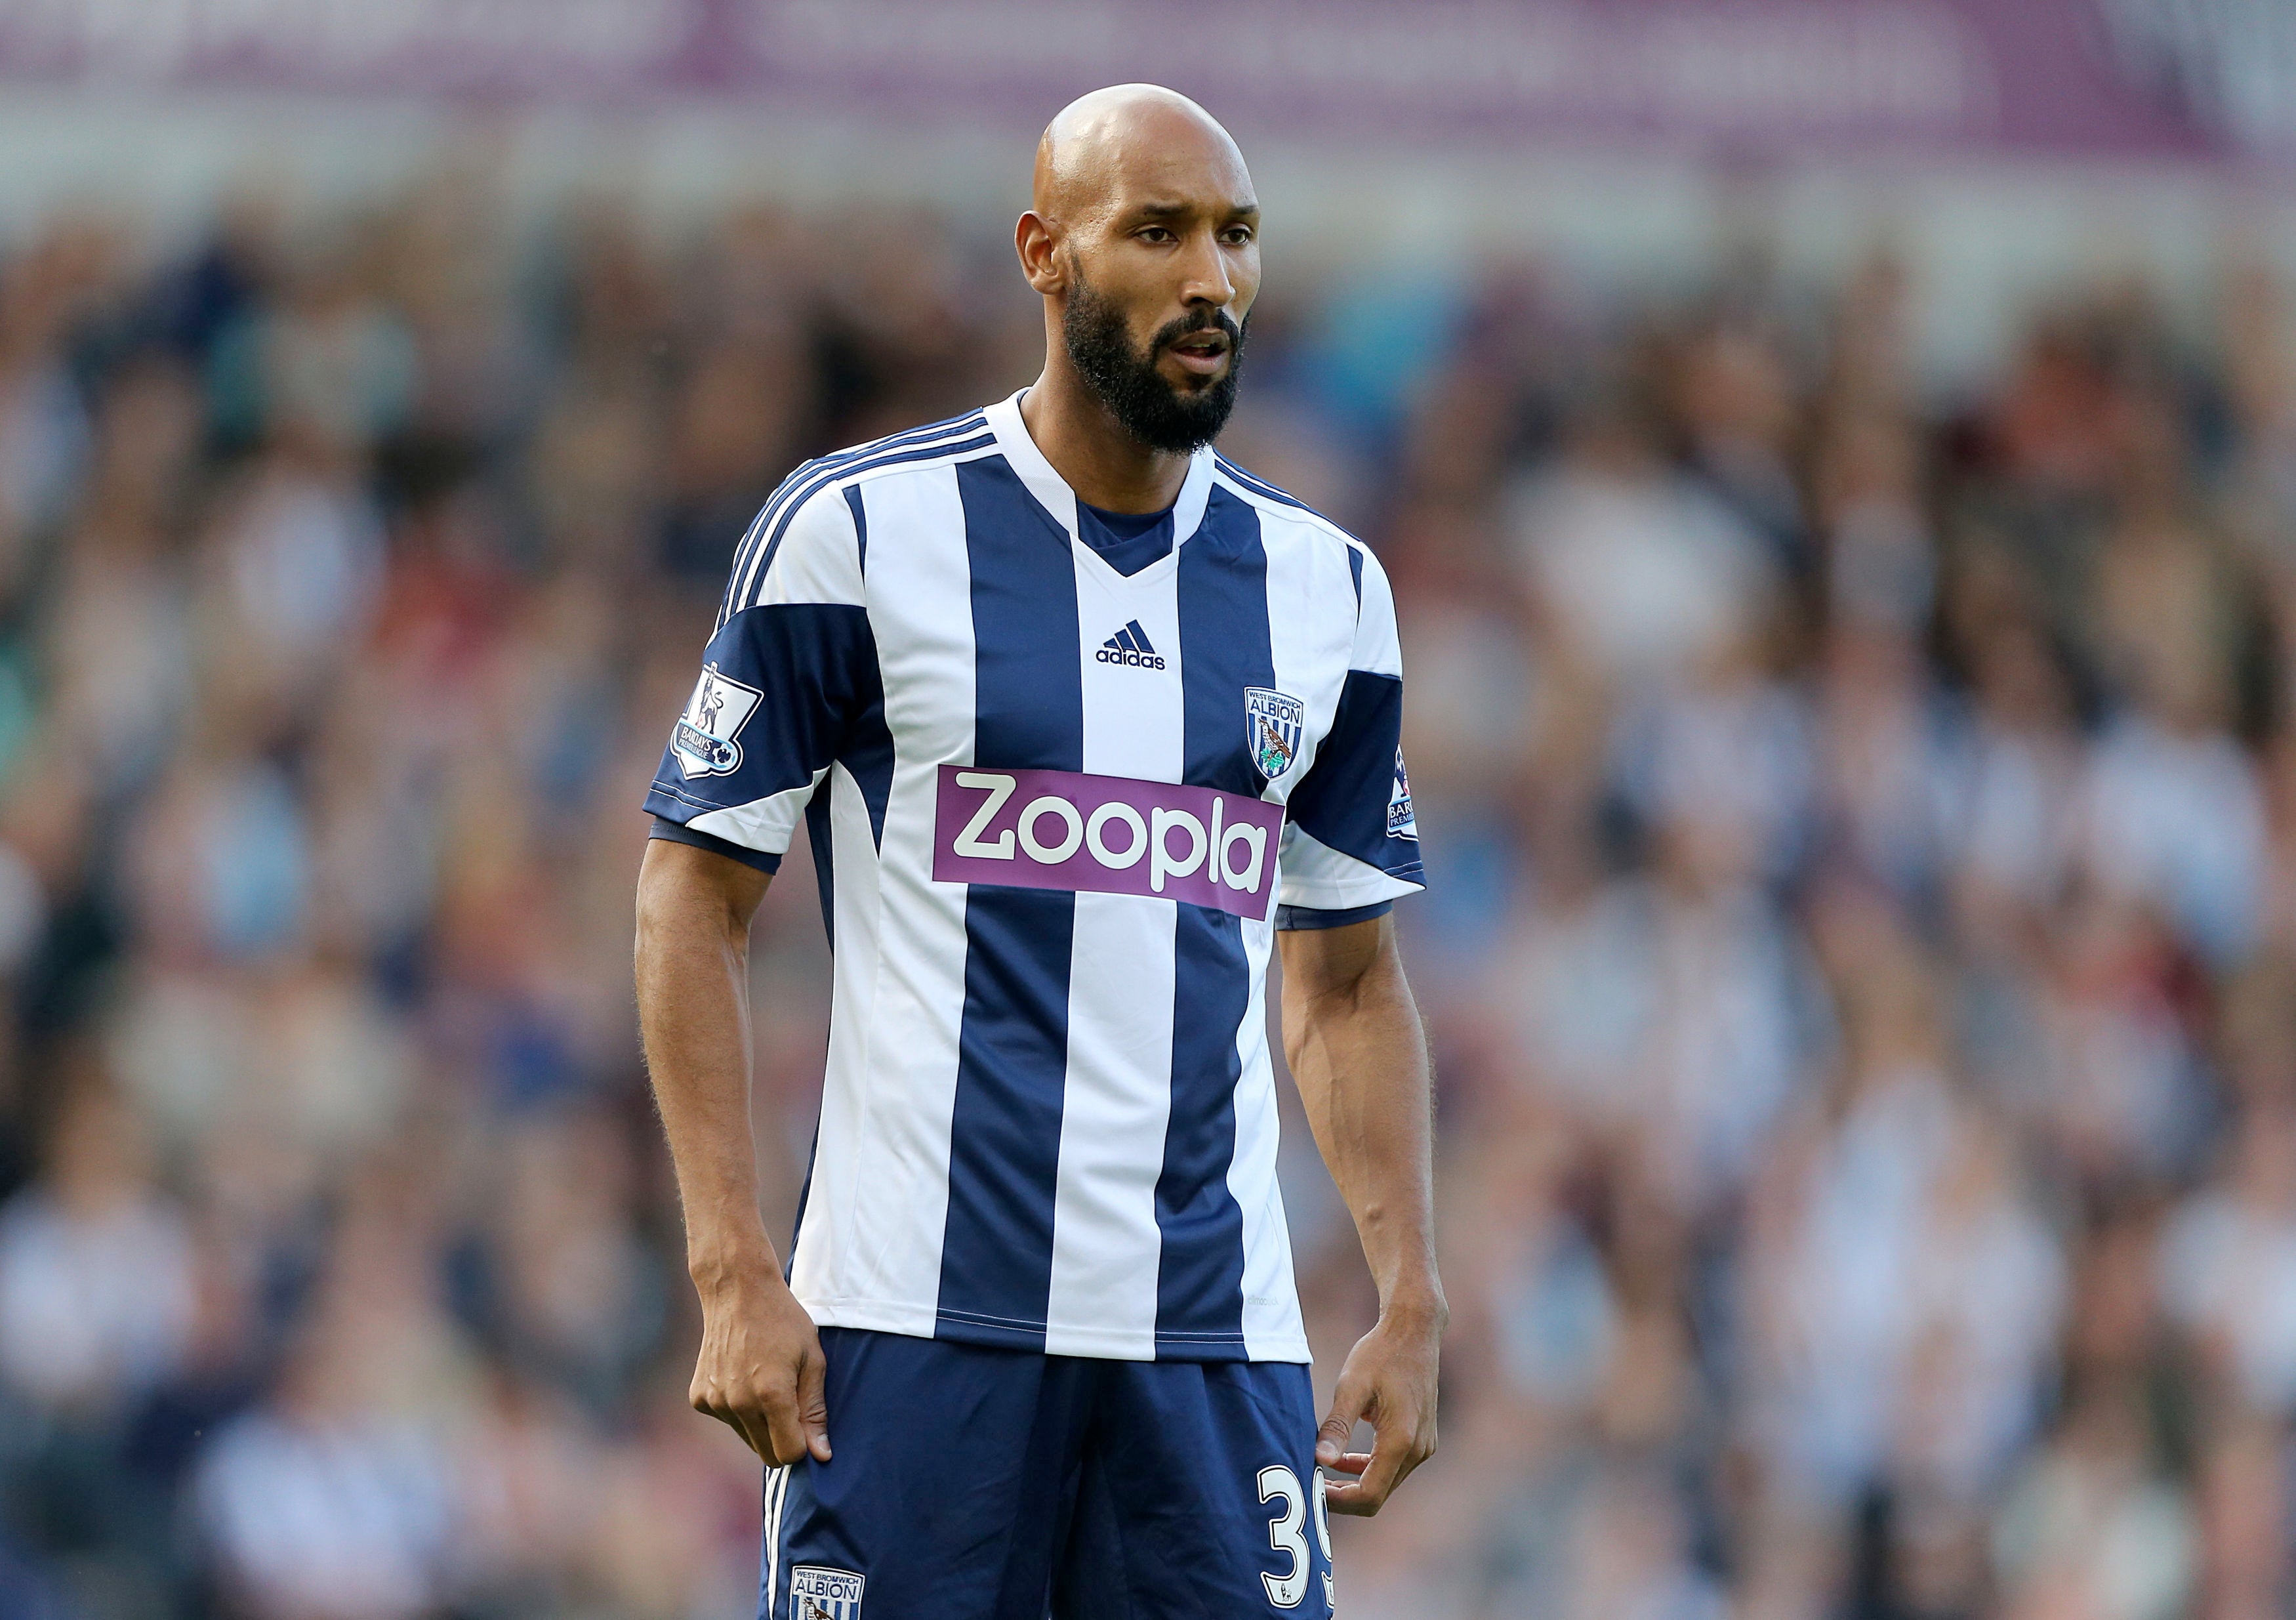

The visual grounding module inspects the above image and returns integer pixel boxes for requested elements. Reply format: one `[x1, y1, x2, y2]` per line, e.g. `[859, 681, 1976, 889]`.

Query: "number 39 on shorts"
[1257, 1464, 1336, 1611]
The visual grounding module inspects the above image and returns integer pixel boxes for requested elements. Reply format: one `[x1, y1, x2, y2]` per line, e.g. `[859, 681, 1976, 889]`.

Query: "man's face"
[1057, 153, 1260, 453]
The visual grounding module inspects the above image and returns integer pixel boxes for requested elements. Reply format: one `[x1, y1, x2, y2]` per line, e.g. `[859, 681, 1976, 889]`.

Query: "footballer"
[634, 83, 1442, 1619]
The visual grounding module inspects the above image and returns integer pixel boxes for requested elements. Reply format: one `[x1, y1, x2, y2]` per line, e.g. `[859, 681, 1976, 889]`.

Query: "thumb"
[798, 1345, 832, 1463]
[1317, 1370, 1368, 1468]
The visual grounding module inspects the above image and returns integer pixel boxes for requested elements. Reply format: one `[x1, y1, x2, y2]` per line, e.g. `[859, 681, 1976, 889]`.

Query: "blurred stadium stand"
[2, 1, 2296, 1617]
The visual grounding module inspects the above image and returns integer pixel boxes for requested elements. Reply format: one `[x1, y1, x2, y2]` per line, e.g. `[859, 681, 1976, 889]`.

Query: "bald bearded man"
[636, 85, 1442, 1619]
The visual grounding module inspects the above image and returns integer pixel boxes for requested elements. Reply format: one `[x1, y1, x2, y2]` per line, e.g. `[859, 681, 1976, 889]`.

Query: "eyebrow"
[1134, 198, 1261, 220]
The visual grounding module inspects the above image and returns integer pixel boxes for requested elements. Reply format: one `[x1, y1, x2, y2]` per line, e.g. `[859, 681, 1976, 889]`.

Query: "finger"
[696, 1384, 775, 1463]
[760, 1380, 809, 1468]
[1325, 1410, 1415, 1516]
[796, 1344, 833, 1463]
[733, 1399, 788, 1465]
[1323, 1455, 1401, 1517]
[1316, 1373, 1370, 1469]
[1322, 1451, 1372, 1477]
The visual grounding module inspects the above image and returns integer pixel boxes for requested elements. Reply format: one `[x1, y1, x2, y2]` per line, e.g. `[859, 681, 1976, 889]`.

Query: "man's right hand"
[689, 1264, 832, 1466]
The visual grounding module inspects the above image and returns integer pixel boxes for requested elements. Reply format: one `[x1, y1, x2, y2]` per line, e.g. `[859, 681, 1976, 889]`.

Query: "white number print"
[1256, 1464, 1338, 1611]
[1313, 1468, 1336, 1610]
[1258, 1465, 1310, 1608]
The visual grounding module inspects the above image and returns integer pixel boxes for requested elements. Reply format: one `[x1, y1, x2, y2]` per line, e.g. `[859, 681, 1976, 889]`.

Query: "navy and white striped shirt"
[645, 391, 1423, 1363]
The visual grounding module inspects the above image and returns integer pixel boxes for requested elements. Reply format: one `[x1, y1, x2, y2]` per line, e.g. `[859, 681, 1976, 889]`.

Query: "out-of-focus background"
[8, 3, 2296, 1617]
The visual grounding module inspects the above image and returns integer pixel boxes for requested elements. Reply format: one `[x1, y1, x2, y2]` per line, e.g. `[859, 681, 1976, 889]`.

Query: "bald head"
[1033, 84, 1251, 226]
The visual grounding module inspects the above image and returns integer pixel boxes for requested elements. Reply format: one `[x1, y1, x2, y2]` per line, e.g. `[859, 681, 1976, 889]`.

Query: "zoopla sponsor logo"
[932, 764, 1284, 921]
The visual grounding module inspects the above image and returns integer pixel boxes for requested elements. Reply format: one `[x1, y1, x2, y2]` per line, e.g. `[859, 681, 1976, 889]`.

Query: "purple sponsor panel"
[932, 764, 1285, 922]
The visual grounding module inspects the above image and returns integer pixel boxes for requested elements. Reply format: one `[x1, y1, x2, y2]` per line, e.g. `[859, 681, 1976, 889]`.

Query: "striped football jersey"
[644, 391, 1423, 1362]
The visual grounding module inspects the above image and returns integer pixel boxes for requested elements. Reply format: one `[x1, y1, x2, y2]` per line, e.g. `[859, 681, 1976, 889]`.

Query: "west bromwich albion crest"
[1245, 687, 1304, 780]
[672, 663, 762, 778]
[790, 1566, 865, 1620]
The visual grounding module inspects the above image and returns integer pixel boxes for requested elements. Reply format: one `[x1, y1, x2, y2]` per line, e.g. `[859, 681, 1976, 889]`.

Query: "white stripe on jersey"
[763, 1466, 788, 1615]
[1041, 488, 1191, 1359]
[1230, 915, 1303, 1361]
[684, 766, 827, 855]
[789, 455, 981, 1335]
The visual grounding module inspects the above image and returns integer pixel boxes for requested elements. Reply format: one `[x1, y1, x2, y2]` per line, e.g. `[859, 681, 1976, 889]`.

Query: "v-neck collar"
[984, 390, 1215, 571]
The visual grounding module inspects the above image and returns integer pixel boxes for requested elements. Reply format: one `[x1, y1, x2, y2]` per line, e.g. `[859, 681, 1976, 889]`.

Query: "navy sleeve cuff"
[648, 816, 783, 875]
[1273, 900, 1393, 932]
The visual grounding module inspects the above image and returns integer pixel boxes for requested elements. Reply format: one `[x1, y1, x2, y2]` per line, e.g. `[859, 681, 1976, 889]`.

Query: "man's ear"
[1016, 211, 1064, 296]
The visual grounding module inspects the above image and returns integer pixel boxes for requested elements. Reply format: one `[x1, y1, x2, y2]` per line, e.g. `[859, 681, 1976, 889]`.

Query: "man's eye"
[1139, 228, 1174, 243]
[1222, 228, 1254, 245]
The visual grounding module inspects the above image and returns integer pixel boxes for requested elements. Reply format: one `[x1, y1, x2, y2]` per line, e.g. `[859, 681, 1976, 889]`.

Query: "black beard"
[1062, 271, 1246, 454]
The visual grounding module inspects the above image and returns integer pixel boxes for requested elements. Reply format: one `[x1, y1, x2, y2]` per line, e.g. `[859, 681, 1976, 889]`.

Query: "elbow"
[632, 866, 670, 971]
[634, 843, 756, 966]
[632, 853, 699, 968]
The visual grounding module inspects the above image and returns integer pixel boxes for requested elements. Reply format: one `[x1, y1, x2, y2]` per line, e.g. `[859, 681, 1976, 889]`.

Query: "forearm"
[635, 841, 829, 1464]
[634, 844, 777, 1285]
[1283, 931, 1445, 1321]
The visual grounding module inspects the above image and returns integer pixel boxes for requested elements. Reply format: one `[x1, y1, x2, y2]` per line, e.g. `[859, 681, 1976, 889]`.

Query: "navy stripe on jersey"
[722, 410, 985, 617]
[1216, 453, 1369, 609]
[937, 456, 1084, 1350]
[844, 485, 869, 575]
[730, 428, 994, 619]
[1156, 486, 1267, 1354]
[805, 792, 836, 947]
[1218, 453, 1367, 550]
[1287, 668, 1425, 885]
[844, 708, 895, 854]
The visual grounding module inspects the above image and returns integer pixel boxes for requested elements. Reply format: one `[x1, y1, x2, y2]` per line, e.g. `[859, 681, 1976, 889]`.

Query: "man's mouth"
[1166, 330, 1231, 377]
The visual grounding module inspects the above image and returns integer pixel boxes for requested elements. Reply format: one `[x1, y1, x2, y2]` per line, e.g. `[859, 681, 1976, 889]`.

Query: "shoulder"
[1210, 451, 1380, 598]
[816, 407, 998, 488]
[768, 407, 998, 525]
[1210, 454, 1403, 673]
[721, 409, 996, 619]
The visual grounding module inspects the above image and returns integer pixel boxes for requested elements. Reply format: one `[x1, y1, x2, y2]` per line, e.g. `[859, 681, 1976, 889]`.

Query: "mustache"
[1151, 308, 1244, 353]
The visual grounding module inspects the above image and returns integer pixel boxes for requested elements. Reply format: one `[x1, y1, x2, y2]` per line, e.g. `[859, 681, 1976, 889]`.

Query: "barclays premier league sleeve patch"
[672, 663, 763, 778]
[1387, 747, 1418, 840]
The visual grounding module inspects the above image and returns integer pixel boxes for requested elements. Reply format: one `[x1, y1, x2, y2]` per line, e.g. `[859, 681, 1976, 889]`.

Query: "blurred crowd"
[0, 157, 2292, 1620]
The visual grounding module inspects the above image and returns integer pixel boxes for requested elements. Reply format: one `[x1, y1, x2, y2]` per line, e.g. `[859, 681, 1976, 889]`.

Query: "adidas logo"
[1095, 619, 1166, 670]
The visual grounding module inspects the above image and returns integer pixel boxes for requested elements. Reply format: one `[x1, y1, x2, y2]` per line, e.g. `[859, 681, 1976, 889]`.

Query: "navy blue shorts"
[760, 1327, 1336, 1619]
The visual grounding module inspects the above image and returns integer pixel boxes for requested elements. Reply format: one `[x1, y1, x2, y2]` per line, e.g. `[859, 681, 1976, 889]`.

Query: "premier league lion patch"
[1244, 686, 1304, 779]
[790, 1566, 865, 1619]
[1387, 747, 1418, 839]
[672, 662, 762, 779]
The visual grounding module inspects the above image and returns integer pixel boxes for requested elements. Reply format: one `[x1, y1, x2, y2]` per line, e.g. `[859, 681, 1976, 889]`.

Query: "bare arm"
[1279, 913, 1444, 1515]
[634, 837, 830, 1466]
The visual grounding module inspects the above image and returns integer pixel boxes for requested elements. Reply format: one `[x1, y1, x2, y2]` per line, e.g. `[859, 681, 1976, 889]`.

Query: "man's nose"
[1178, 233, 1235, 308]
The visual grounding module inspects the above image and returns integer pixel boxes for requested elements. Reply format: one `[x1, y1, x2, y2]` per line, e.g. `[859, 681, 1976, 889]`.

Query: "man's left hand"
[1314, 1302, 1443, 1516]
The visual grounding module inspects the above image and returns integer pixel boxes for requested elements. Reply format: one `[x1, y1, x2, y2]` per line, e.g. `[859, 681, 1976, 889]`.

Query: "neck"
[1019, 342, 1193, 514]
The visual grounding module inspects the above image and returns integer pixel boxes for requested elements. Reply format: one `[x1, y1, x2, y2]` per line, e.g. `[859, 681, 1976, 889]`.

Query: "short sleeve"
[1279, 547, 1425, 913]
[642, 484, 880, 869]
